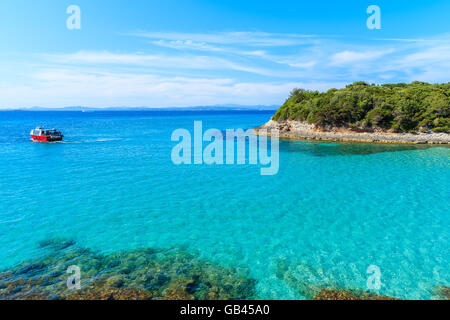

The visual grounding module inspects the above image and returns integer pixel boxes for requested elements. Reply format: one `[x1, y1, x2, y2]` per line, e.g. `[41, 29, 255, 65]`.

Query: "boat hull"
[31, 135, 63, 142]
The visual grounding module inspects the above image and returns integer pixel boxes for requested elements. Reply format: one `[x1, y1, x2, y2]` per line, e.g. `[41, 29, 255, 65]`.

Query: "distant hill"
[3, 105, 278, 112]
[272, 81, 449, 133]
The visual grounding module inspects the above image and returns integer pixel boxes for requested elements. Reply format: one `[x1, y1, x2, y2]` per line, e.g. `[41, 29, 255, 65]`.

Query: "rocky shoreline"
[255, 120, 450, 145]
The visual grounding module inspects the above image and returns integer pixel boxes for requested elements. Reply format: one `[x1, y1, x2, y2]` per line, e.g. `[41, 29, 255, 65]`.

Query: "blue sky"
[0, 0, 449, 108]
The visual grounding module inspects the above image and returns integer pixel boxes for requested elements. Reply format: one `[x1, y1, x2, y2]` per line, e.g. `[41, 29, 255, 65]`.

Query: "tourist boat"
[30, 127, 64, 142]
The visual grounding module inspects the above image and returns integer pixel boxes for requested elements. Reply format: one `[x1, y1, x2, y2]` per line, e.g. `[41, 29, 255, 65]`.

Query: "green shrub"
[272, 81, 450, 132]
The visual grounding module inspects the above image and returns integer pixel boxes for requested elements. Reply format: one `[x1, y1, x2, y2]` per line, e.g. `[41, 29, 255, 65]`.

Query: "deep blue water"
[0, 110, 449, 299]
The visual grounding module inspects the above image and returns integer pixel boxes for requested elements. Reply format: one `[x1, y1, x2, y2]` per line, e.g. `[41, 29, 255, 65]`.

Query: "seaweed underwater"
[0, 239, 257, 300]
[274, 258, 450, 300]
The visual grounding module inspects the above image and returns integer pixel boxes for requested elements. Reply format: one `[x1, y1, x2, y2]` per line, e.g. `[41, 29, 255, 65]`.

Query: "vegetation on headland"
[272, 82, 450, 133]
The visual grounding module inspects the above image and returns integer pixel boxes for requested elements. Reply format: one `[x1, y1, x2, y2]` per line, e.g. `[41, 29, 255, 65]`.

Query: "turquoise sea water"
[0, 111, 449, 299]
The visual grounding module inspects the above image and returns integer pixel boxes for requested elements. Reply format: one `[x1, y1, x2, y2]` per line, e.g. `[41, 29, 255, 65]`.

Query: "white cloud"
[401, 45, 450, 66]
[0, 68, 346, 108]
[45, 51, 273, 76]
[285, 61, 318, 68]
[150, 40, 225, 52]
[330, 49, 394, 66]
[381, 45, 450, 82]
[1, 31, 449, 108]
[43, 50, 325, 78]
[132, 31, 316, 47]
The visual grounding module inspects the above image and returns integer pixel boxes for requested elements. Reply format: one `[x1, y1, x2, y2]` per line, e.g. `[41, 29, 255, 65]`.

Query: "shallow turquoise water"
[0, 111, 449, 299]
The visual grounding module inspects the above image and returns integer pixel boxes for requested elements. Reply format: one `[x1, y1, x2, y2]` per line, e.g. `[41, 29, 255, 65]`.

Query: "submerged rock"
[39, 239, 76, 251]
[275, 259, 339, 299]
[313, 289, 399, 300]
[434, 286, 450, 300]
[275, 259, 399, 300]
[0, 239, 256, 300]
[63, 285, 153, 300]
[158, 279, 195, 300]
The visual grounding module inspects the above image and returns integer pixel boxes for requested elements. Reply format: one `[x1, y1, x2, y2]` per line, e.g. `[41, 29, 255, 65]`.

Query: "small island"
[256, 81, 450, 144]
